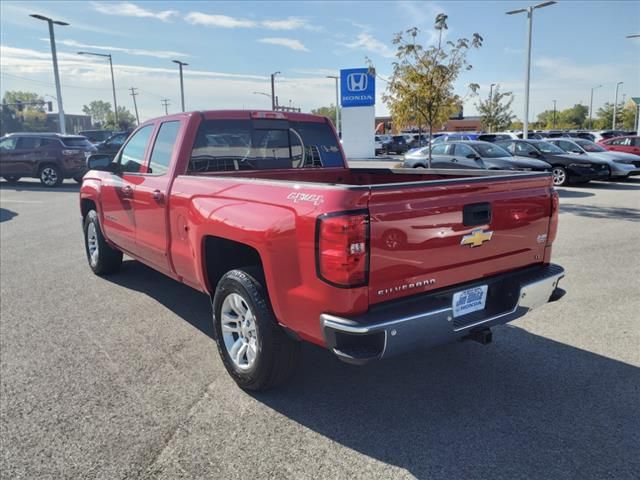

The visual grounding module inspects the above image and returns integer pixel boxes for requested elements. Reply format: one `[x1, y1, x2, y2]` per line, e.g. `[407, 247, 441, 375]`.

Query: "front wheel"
[39, 165, 63, 187]
[212, 269, 299, 391]
[552, 166, 568, 186]
[83, 210, 122, 275]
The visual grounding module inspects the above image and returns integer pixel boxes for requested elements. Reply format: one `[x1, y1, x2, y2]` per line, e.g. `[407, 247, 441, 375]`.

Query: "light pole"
[270, 71, 281, 111]
[488, 83, 496, 132]
[613, 82, 623, 129]
[172, 60, 188, 112]
[506, 1, 556, 139]
[588, 85, 602, 130]
[326, 75, 340, 135]
[30, 14, 68, 134]
[552, 100, 557, 128]
[252, 91, 272, 108]
[78, 51, 118, 125]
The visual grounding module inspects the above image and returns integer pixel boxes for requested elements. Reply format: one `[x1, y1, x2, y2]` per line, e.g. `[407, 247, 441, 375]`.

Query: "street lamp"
[326, 75, 340, 135]
[78, 51, 118, 125]
[270, 71, 281, 111]
[488, 83, 496, 132]
[172, 60, 188, 112]
[252, 91, 272, 107]
[506, 1, 556, 139]
[30, 14, 68, 134]
[552, 99, 557, 128]
[613, 82, 624, 129]
[589, 85, 602, 130]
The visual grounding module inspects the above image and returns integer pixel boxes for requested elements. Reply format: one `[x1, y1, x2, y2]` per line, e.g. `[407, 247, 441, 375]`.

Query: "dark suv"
[79, 130, 113, 144]
[0, 133, 96, 187]
[384, 135, 409, 154]
[94, 131, 131, 158]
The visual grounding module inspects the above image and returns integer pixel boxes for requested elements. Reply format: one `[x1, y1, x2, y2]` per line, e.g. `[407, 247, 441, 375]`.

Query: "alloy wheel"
[220, 293, 258, 370]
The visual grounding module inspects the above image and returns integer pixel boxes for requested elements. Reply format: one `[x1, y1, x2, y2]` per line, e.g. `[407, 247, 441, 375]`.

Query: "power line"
[0, 72, 128, 92]
[129, 87, 140, 125]
[161, 98, 170, 115]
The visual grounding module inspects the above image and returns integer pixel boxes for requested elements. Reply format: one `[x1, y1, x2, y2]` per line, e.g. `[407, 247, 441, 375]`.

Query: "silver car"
[403, 141, 551, 172]
[548, 138, 640, 179]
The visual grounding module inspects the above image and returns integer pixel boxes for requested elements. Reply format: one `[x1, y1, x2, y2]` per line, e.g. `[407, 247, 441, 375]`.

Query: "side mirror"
[571, 149, 583, 154]
[87, 154, 113, 171]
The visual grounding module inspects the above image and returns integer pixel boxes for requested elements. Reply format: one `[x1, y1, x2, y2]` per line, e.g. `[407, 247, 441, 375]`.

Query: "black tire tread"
[83, 210, 123, 275]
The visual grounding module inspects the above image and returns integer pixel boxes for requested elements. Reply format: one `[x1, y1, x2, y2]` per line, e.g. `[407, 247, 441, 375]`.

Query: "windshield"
[536, 141, 566, 154]
[189, 119, 343, 172]
[575, 139, 606, 152]
[472, 143, 511, 158]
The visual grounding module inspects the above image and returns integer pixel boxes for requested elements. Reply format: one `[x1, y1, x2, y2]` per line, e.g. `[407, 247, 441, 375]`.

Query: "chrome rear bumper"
[321, 264, 565, 365]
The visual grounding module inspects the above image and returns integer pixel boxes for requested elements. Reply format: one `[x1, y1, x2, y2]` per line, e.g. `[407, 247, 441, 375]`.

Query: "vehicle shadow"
[556, 188, 594, 198]
[580, 180, 640, 191]
[0, 208, 18, 222]
[0, 180, 80, 193]
[560, 203, 640, 222]
[105, 260, 214, 338]
[102, 260, 639, 478]
[256, 329, 640, 479]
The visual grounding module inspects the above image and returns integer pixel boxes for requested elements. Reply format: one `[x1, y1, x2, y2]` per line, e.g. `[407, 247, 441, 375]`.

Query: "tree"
[82, 100, 113, 127]
[310, 105, 337, 127]
[621, 103, 637, 130]
[476, 85, 514, 132]
[104, 106, 137, 131]
[594, 102, 626, 130]
[536, 104, 588, 130]
[374, 17, 482, 167]
[1, 91, 47, 133]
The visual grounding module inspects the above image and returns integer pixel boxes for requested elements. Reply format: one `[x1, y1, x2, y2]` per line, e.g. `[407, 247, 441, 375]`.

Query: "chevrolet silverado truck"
[80, 110, 565, 390]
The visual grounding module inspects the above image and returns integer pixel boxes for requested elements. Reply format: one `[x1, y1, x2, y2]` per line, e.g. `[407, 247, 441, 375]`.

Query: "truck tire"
[39, 164, 63, 187]
[3, 176, 21, 184]
[212, 269, 299, 391]
[83, 210, 122, 275]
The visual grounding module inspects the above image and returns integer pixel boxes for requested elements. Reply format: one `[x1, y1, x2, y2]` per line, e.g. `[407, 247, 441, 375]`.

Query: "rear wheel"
[212, 269, 299, 391]
[39, 165, 63, 187]
[551, 166, 568, 186]
[73, 175, 85, 183]
[3, 176, 20, 184]
[83, 210, 122, 275]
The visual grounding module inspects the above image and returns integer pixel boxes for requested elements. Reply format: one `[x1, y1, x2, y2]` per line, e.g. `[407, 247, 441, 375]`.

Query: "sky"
[1, 0, 639, 123]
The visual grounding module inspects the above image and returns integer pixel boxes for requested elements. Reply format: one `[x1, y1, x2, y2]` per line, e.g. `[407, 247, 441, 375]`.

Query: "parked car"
[80, 110, 564, 390]
[496, 139, 610, 186]
[588, 130, 628, 143]
[599, 136, 640, 156]
[79, 130, 113, 145]
[403, 141, 551, 172]
[547, 138, 640, 179]
[0, 132, 96, 186]
[383, 135, 410, 154]
[432, 133, 478, 144]
[94, 131, 131, 158]
[374, 134, 391, 155]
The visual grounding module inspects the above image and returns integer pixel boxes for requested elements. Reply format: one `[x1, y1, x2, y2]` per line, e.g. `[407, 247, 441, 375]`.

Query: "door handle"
[152, 190, 164, 202]
[121, 185, 133, 197]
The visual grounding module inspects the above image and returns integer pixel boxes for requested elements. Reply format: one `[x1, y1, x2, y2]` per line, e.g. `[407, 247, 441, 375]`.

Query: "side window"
[515, 142, 536, 155]
[501, 142, 514, 153]
[117, 125, 154, 173]
[454, 144, 474, 157]
[431, 144, 447, 155]
[558, 141, 573, 151]
[16, 137, 39, 149]
[40, 138, 58, 148]
[633, 138, 640, 147]
[0, 137, 17, 151]
[148, 121, 181, 175]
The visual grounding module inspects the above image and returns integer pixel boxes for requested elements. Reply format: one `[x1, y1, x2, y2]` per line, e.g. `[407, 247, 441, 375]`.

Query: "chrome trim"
[322, 307, 451, 334]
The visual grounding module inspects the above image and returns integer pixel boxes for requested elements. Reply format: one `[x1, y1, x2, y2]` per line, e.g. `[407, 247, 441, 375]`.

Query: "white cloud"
[91, 2, 178, 21]
[343, 33, 395, 58]
[258, 38, 309, 52]
[184, 12, 256, 28]
[184, 12, 319, 31]
[52, 39, 189, 60]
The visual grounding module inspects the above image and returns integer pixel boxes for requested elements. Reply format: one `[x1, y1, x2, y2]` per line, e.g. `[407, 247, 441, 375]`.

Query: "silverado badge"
[461, 229, 493, 248]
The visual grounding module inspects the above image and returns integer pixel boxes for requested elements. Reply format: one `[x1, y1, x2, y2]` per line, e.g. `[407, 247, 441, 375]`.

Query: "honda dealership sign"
[340, 68, 375, 108]
[340, 68, 375, 158]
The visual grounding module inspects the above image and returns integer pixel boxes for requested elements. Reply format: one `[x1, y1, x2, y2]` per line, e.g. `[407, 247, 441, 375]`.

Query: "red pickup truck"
[80, 110, 565, 390]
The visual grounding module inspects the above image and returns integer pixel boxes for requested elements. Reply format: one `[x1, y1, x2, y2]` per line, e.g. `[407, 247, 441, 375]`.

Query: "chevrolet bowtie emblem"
[461, 229, 493, 247]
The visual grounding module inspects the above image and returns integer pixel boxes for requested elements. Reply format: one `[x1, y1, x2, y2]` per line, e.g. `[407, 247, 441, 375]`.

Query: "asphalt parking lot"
[1, 176, 639, 480]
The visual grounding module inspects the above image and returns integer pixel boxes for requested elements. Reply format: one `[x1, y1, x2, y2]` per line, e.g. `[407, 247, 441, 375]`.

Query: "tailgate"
[368, 174, 553, 304]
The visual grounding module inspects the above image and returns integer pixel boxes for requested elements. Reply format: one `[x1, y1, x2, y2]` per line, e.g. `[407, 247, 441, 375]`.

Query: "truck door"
[100, 125, 154, 254]
[131, 120, 183, 273]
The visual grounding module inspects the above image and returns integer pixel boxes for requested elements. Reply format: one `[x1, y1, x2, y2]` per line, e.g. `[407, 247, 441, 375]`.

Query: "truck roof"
[142, 110, 327, 124]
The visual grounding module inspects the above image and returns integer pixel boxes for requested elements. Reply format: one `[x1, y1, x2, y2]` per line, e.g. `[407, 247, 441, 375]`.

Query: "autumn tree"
[476, 85, 514, 132]
[374, 17, 482, 167]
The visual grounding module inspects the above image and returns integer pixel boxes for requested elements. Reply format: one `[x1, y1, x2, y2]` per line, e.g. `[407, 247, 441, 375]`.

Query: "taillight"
[548, 189, 559, 244]
[316, 211, 369, 288]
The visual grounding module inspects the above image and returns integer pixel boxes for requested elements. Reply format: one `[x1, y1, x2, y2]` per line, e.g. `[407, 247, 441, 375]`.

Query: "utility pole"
[613, 81, 623, 129]
[161, 98, 170, 115]
[552, 100, 557, 128]
[589, 85, 602, 130]
[270, 71, 280, 111]
[129, 87, 140, 125]
[172, 60, 188, 112]
[30, 14, 68, 134]
[506, 1, 556, 139]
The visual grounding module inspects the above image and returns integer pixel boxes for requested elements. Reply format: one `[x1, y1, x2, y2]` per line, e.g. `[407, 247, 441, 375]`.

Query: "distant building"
[46, 113, 92, 134]
[374, 114, 483, 134]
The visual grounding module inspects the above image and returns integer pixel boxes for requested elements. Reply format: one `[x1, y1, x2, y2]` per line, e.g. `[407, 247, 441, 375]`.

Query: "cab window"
[148, 121, 181, 175]
[117, 126, 154, 173]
